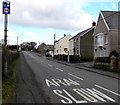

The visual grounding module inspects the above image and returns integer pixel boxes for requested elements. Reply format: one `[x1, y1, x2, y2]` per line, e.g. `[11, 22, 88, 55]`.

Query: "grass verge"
[2, 58, 20, 103]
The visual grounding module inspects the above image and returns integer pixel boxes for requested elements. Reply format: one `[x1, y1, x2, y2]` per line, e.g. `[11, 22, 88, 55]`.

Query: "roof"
[101, 11, 120, 30]
[70, 26, 95, 40]
[55, 34, 72, 42]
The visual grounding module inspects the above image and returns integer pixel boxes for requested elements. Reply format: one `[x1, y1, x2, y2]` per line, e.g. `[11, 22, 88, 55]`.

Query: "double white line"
[68, 73, 83, 80]
[56, 68, 63, 72]
[95, 84, 120, 97]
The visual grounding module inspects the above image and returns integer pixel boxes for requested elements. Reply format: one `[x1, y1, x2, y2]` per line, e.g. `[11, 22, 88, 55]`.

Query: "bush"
[109, 50, 119, 58]
[95, 57, 110, 63]
[2, 50, 19, 79]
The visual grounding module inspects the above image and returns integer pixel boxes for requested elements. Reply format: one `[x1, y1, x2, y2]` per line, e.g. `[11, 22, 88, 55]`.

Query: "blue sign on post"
[3, 1, 10, 14]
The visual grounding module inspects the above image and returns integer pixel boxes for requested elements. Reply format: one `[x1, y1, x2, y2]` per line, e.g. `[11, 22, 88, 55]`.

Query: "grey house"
[93, 11, 120, 58]
[69, 23, 96, 59]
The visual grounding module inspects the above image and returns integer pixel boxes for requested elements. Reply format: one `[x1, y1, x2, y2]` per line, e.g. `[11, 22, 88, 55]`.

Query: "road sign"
[3, 1, 10, 14]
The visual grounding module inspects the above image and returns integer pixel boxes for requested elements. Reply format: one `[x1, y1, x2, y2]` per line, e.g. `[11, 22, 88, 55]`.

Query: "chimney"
[92, 21, 96, 27]
[64, 34, 66, 37]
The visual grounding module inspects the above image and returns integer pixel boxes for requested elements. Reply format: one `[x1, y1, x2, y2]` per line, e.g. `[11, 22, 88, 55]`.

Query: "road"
[15, 51, 120, 104]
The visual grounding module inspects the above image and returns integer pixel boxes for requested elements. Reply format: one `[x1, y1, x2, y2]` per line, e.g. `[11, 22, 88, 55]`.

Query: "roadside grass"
[2, 58, 20, 103]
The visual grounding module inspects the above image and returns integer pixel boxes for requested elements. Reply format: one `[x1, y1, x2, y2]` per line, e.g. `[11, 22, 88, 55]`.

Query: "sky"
[0, 0, 119, 45]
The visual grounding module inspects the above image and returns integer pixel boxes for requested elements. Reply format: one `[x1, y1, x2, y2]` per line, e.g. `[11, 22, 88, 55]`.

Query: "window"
[77, 49, 79, 55]
[64, 48, 68, 52]
[96, 33, 104, 47]
[104, 33, 108, 44]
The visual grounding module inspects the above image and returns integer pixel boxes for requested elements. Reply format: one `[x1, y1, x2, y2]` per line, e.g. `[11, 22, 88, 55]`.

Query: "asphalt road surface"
[15, 51, 120, 104]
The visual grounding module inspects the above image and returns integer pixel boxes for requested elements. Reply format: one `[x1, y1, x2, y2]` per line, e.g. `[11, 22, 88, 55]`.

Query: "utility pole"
[3, 0, 10, 77]
[17, 36, 18, 51]
[53, 33, 56, 57]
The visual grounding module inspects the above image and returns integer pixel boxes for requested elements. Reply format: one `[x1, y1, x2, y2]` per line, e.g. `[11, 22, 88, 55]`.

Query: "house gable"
[94, 12, 109, 35]
[94, 11, 120, 58]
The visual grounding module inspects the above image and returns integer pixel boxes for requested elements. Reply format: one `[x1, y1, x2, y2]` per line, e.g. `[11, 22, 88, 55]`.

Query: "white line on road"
[68, 73, 83, 80]
[48, 64, 53, 67]
[95, 84, 120, 97]
[31, 56, 36, 59]
[56, 68, 63, 72]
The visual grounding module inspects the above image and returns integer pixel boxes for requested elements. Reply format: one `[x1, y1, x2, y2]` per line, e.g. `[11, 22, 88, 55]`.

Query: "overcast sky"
[0, 0, 119, 45]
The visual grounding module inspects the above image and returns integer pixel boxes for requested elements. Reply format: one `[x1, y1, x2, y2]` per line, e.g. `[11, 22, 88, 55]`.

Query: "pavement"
[47, 57, 120, 80]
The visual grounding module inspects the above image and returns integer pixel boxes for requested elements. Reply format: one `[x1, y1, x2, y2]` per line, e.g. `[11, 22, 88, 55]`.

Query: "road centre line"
[68, 73, 83, 80]
[48, 64, 53, 67]
[56, 68, 63, 72]
[95, 84, 120, 97]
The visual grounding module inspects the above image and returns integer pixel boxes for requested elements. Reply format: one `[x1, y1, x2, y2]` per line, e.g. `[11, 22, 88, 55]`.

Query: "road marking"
[45, 78, 80, 87]
[68, 73, 83, 80]
[48, 64, 53, 67]
[95, 84, 120, 97]
[56, 68, 63, 72]
[53, 88, 116, 103]
[31, 56, 36, 59]
[43, 62, 46, 64]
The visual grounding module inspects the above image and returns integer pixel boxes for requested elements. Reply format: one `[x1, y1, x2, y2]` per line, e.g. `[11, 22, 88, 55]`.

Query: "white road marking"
[68, 73, 83, 80]
[31, 56, 36, 59]
[43, 62, 46, 64]
[56, 68, 63, 72]
[95, 84, 120, 97]
[48, 64, 53, 67]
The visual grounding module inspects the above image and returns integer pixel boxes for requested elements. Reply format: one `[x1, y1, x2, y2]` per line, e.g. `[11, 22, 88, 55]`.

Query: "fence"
[54, 55, 81, 63]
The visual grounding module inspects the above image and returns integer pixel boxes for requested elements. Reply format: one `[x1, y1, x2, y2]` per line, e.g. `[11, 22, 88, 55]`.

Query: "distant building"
[38, 43, 48, 54]
[38, 43, 54, 55]
[21, 42, 30, 50]
[47, 44, 54, 51]
[54, 34, 72, 55]
[93, 11, 120, 58]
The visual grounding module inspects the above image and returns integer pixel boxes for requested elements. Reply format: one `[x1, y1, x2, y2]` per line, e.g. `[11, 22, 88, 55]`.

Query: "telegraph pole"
[17, 36, 18, 51]
[53, 34, 56, 57]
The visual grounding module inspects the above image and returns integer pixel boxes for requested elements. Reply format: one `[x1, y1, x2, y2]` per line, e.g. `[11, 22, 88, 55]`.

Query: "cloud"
[0, 0, 94, 30]
[112, 3, 118, 9]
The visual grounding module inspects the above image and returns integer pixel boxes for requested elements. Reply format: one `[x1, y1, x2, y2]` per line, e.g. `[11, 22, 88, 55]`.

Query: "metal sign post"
[3, 0, 10, 77]
[68, 51, 70, 63]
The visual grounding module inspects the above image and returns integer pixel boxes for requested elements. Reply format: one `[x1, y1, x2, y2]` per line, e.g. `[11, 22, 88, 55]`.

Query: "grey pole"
[68, 51, 70, 63]
[4, 13, 8, 76]
[17, 36, 18, 51]
[53, 34, 56, 57]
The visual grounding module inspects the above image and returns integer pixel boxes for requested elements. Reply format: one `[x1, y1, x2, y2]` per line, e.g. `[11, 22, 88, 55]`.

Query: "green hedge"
[2, 50, 19, 78]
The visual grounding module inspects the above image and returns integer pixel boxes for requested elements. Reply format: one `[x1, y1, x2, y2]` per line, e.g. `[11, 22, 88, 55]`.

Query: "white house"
[54, 34, 72, 55]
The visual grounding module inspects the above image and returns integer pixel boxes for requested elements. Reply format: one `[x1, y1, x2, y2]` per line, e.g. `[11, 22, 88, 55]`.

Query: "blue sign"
[3, 1, 10, 14]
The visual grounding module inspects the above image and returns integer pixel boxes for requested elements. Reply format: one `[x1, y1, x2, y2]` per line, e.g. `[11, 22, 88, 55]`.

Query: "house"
[47, 44, 54, 51]
[38, 43, 54, 55]
[69, 38, 74, 55]
[38, 43, 48, 54]
[54, 34, 72, 55]
[69, 22, 96, 60]
[93, 11, 120, 59]
[21, 42, 30, 51]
